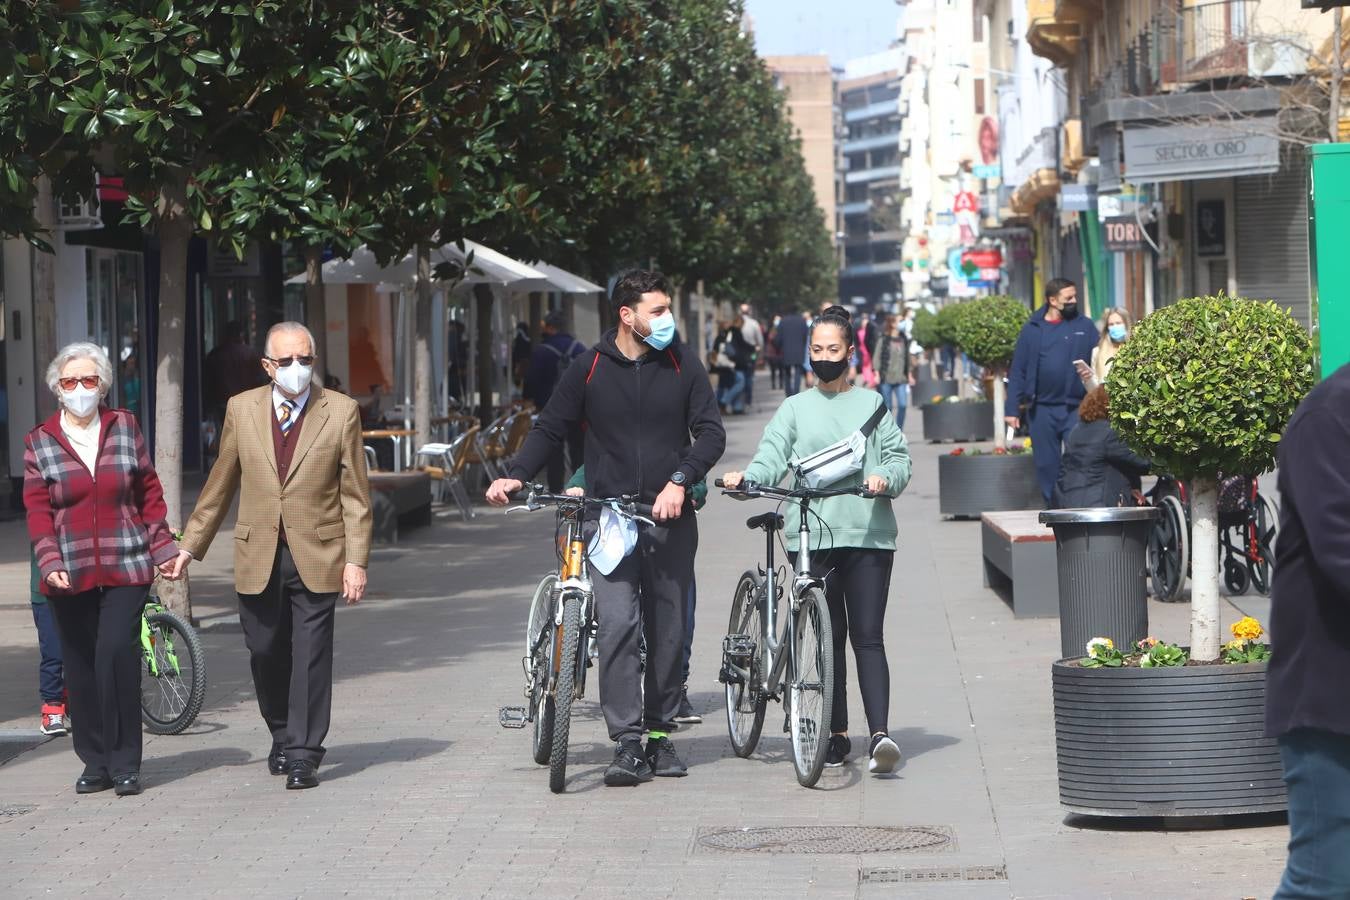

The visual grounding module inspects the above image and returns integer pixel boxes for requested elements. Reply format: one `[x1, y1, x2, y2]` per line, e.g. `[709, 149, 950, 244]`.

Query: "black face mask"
[1060, 302, 1079, 320]
[810, 357, 848, 384]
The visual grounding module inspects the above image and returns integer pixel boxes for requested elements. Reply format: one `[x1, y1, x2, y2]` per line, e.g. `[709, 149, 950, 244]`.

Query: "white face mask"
[62, 385, 100, 418]
[274, 363, 313, 396]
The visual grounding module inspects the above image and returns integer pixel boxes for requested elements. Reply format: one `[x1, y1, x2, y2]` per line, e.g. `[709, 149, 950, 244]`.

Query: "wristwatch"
[669, 470, 687, 487]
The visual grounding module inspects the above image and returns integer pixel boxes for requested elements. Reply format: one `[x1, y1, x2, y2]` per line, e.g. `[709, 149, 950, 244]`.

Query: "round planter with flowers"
[938, 445, 1041, 518]
[1050, 295, 1313, 819]
[1053, 621, 1284, 818]
[922, 398, 994, 442]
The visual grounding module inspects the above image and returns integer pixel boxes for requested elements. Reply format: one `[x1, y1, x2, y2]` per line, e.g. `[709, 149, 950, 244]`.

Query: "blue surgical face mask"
[641, 311, 676, 350]
[1108, 324, 1128, 343]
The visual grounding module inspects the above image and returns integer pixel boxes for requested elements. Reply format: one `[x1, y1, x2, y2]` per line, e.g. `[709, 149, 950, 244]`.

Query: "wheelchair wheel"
[1249, 495, 1279, 596]
[1223, 556, 1250, 596]
[1148, 494, 1188, 602]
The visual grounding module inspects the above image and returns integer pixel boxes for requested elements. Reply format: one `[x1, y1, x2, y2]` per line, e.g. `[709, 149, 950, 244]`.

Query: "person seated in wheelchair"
[1051, 386, 1151, 508]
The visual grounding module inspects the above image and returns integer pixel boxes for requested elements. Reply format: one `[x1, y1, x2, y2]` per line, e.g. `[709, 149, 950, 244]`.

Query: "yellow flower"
[1224, 638, 1246, 652]
[1023, 437, 1033, 449]
[1086, 637, 1114, 658]
[1231, 617, 1264, 642]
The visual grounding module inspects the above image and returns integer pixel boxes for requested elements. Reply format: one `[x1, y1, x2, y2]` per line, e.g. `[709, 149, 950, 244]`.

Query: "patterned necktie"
[278, 399, 296, 435]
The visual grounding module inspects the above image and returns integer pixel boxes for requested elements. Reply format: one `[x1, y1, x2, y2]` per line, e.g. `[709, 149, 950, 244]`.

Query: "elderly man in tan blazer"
[170, 321, 371, 790]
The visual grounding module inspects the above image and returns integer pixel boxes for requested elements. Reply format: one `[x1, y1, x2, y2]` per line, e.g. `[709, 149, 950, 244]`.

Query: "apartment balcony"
[1151, 1, 1303, 85]
[1027, 0, 1089, 67]
[844, 100, 901, 123]
[839, 200, 872, 216]
[843, 133, 902, 154]
[844, 164, 902, 185]
[841, 260, 904, 278]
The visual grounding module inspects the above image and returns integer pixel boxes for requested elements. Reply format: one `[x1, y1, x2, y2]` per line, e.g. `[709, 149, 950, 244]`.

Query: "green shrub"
[911, 308, 940, 350]
[1108, 295, 1313, 478]
[934, 302, 964, 349]
[951, 295, 1028, 371]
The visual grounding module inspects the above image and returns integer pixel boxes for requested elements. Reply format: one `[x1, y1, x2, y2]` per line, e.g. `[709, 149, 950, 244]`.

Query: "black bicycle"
[715, 477, 877, 788]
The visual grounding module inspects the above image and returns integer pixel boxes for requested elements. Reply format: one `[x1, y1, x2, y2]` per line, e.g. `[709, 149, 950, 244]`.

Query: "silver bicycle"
[716, 477, 875, 788]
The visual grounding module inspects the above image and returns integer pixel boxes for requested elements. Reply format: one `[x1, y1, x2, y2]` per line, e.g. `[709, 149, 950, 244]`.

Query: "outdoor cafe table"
[361, 428, 416, 473]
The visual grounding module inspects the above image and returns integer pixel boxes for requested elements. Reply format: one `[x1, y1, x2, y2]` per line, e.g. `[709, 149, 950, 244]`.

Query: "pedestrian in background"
[739, 304, 763, 409]
[765, 315, 784, 390]
[29, 548, 67, 736]
[1077, 307, 1133, 391]
[172, 322, 373, 791]
[1050, 386, 1150, 508]
[774, 309, 809, 397]
[523, 310, 586, 491]
[1267, 362, 1350, 899]
[24, 342, 180, 796]
[876, 314, 915, 431]
[1004, 278, 1099, 503]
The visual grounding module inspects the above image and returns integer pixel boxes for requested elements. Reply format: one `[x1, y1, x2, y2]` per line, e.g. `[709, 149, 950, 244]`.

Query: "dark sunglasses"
[58, 376, 101, 391]
[266, 355, 315, 368]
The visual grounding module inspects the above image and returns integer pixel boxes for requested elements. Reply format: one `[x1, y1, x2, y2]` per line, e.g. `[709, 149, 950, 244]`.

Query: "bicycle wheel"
[526, 575, 558, 766]
[548, 591, 583, 794]
[723, 572, 767, 758]
[1148, 495, 1188, 602]
[788, 587, 834, 788]
[1249, 495, 1279, 596]
[141, 608, 206, 735]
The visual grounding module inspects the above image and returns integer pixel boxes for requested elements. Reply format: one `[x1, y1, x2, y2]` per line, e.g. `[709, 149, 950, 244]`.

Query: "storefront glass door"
[86, 249, 147, 421]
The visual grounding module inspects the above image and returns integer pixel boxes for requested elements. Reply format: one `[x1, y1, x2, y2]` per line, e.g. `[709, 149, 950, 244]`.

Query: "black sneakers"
[825, 734, 852, 768]
[868, 733, 901, 774]
[604, 738, 654, 786]
[673, 686, 702, 725]
[645, 736, 688, 777]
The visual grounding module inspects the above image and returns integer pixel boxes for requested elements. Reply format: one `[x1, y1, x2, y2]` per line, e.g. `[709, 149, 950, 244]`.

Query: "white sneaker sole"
[868, 738, 901, 774]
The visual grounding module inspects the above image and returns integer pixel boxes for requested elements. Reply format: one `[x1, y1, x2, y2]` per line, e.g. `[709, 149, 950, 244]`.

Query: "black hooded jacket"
[508, 329, 726, 508]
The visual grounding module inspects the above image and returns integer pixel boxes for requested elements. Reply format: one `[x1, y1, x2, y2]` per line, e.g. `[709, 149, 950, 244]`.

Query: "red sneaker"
[40, 702, 68, 736]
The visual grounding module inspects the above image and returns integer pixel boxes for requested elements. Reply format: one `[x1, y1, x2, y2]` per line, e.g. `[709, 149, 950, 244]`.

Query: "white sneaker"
[868, 734, 901, 774]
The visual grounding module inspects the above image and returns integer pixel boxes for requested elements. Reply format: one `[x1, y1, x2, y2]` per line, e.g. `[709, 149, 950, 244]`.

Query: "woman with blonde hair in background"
[1076, 307, 1133, 390]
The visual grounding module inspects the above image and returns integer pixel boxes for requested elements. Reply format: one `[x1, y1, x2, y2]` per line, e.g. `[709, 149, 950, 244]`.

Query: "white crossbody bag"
[790, 403, 889, 489]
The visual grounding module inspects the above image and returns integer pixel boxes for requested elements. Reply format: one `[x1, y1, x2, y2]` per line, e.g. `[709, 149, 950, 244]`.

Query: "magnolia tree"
[952, 295, 1028, 450]
[1108, 295, 1312, 660]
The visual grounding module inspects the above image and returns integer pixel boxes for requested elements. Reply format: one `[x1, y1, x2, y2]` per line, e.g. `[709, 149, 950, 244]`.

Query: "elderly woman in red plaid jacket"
[24, 342, 179, 797]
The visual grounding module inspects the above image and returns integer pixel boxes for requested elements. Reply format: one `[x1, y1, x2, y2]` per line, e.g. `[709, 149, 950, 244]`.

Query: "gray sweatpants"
[593, 511, 697, 741]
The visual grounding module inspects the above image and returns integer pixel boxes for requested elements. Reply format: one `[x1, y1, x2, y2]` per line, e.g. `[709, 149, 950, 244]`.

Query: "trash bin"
[1039, 507, 1157, 660]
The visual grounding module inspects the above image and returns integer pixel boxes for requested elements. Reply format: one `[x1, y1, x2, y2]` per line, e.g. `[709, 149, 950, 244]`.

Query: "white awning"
[285, 240, 553, 290]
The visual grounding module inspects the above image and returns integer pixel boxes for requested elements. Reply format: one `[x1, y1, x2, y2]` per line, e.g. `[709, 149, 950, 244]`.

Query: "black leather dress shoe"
[75, 773, 113, 794]
[113, 773, 142, 796]
[268, 747, 288, 776]
[285, 760, 318, 790]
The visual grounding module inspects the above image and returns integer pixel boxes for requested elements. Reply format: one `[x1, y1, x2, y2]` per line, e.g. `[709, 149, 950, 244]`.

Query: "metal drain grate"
[861, 864, 1008, 884]
[0, 805, 37, 821]
[696, 825, 955, 854]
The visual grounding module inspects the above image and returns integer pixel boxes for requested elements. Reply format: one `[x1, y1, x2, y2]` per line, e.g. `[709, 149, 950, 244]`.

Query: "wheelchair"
[1145, 474, 1279, 602]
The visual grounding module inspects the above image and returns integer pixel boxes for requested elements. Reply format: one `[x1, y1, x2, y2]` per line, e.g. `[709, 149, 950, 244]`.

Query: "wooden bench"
[981, 510, 1059, 618]
[369, 471, 432, 543]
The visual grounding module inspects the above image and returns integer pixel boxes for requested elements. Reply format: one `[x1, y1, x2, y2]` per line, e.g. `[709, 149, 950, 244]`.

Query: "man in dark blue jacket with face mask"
[1003, 278, 1099, 503]
[487, 269, 726, 787]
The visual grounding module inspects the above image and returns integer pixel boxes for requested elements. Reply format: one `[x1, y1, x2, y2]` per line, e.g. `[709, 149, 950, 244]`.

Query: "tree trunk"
[696, 279, 708, 354]
[956, 352, 968, 400]
[474, 282, 495, 422]
[303, 245, 328, 385]
[154, 173, 193, 620]
[32, 178, 59, 421]
[1189, 476, 1220, 661]
[413, 244, 433, 450]
[992, 369, 1007, 450]
[1333, 8, 1344, 143]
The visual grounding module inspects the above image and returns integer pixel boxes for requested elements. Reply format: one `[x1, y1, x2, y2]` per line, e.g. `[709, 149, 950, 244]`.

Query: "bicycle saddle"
[746, 512, 784, 532]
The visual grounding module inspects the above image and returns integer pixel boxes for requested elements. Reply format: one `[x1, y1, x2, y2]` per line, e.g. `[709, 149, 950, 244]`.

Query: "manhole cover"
[0, 805, 36, 821]
[696, 825, 954, 854]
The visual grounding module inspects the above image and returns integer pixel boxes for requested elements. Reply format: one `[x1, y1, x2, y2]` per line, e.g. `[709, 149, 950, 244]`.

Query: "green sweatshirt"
[741, 386, 910, 551]
[567, 465, 709, 510]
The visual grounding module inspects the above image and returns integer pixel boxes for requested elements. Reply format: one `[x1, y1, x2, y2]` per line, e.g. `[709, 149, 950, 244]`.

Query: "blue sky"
[743, 0, 902, 66]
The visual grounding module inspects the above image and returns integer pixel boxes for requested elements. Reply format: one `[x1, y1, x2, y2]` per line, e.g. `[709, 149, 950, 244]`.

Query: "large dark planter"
[913, 378, 959, 404]
[1052, 659, 1286, 818]
[1041, 508, 1157, 659]
[922, 401, 995, 443]
[938, 452, 1042, 518]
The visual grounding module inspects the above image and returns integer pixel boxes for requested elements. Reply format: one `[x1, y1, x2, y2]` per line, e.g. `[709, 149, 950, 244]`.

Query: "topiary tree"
[952, 295, 1029, 449]
[1108, 295, 1313, 659]
[911, 308, 939, 351]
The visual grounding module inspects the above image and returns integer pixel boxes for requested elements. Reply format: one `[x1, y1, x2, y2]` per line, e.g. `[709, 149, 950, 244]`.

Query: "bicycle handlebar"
[713, 478, 877, 501]
[505, 483, 655, 525]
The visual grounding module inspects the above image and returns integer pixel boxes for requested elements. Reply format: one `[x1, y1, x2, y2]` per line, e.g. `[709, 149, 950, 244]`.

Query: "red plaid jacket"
[24, 407, 178, 596]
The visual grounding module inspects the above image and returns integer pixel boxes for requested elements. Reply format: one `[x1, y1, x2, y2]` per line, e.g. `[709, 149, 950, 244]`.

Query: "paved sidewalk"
[0, 387, 1287, 899]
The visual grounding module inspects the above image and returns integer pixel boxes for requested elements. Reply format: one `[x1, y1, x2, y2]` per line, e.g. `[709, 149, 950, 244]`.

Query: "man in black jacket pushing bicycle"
[487, 269, 726, 786]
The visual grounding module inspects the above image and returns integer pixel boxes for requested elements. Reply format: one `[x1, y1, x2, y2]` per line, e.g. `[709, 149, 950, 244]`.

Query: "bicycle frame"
[753, 494, 828, 701]
[139, 602, 180, 679]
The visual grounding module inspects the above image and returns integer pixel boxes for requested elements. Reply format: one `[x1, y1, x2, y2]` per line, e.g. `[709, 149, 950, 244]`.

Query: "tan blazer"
[182, 385, 372, 595]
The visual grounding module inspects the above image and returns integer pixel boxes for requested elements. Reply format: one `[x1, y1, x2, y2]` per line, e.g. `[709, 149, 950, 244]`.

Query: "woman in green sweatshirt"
[722, 305, 911, 774]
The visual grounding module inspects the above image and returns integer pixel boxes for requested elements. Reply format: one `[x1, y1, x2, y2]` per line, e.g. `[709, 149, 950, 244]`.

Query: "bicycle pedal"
[723, 633, 755, 662]
[718, 661, 743, 685]
[497, 706, 529, 729]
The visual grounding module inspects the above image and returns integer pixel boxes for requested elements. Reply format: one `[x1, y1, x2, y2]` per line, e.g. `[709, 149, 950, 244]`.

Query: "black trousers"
[793, 547, 895, 736]
[593, 512, 696, 741]
[48, 585, 148, 777]
[238, 545, 338, 765]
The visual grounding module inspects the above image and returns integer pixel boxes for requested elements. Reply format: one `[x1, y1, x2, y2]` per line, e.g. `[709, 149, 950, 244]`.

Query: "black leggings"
[793, 547, 894, 736]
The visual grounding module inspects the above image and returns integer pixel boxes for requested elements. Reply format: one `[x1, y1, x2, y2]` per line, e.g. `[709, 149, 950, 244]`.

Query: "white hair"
[46, 342, 114, 399]
[264, 321, 317, 358]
